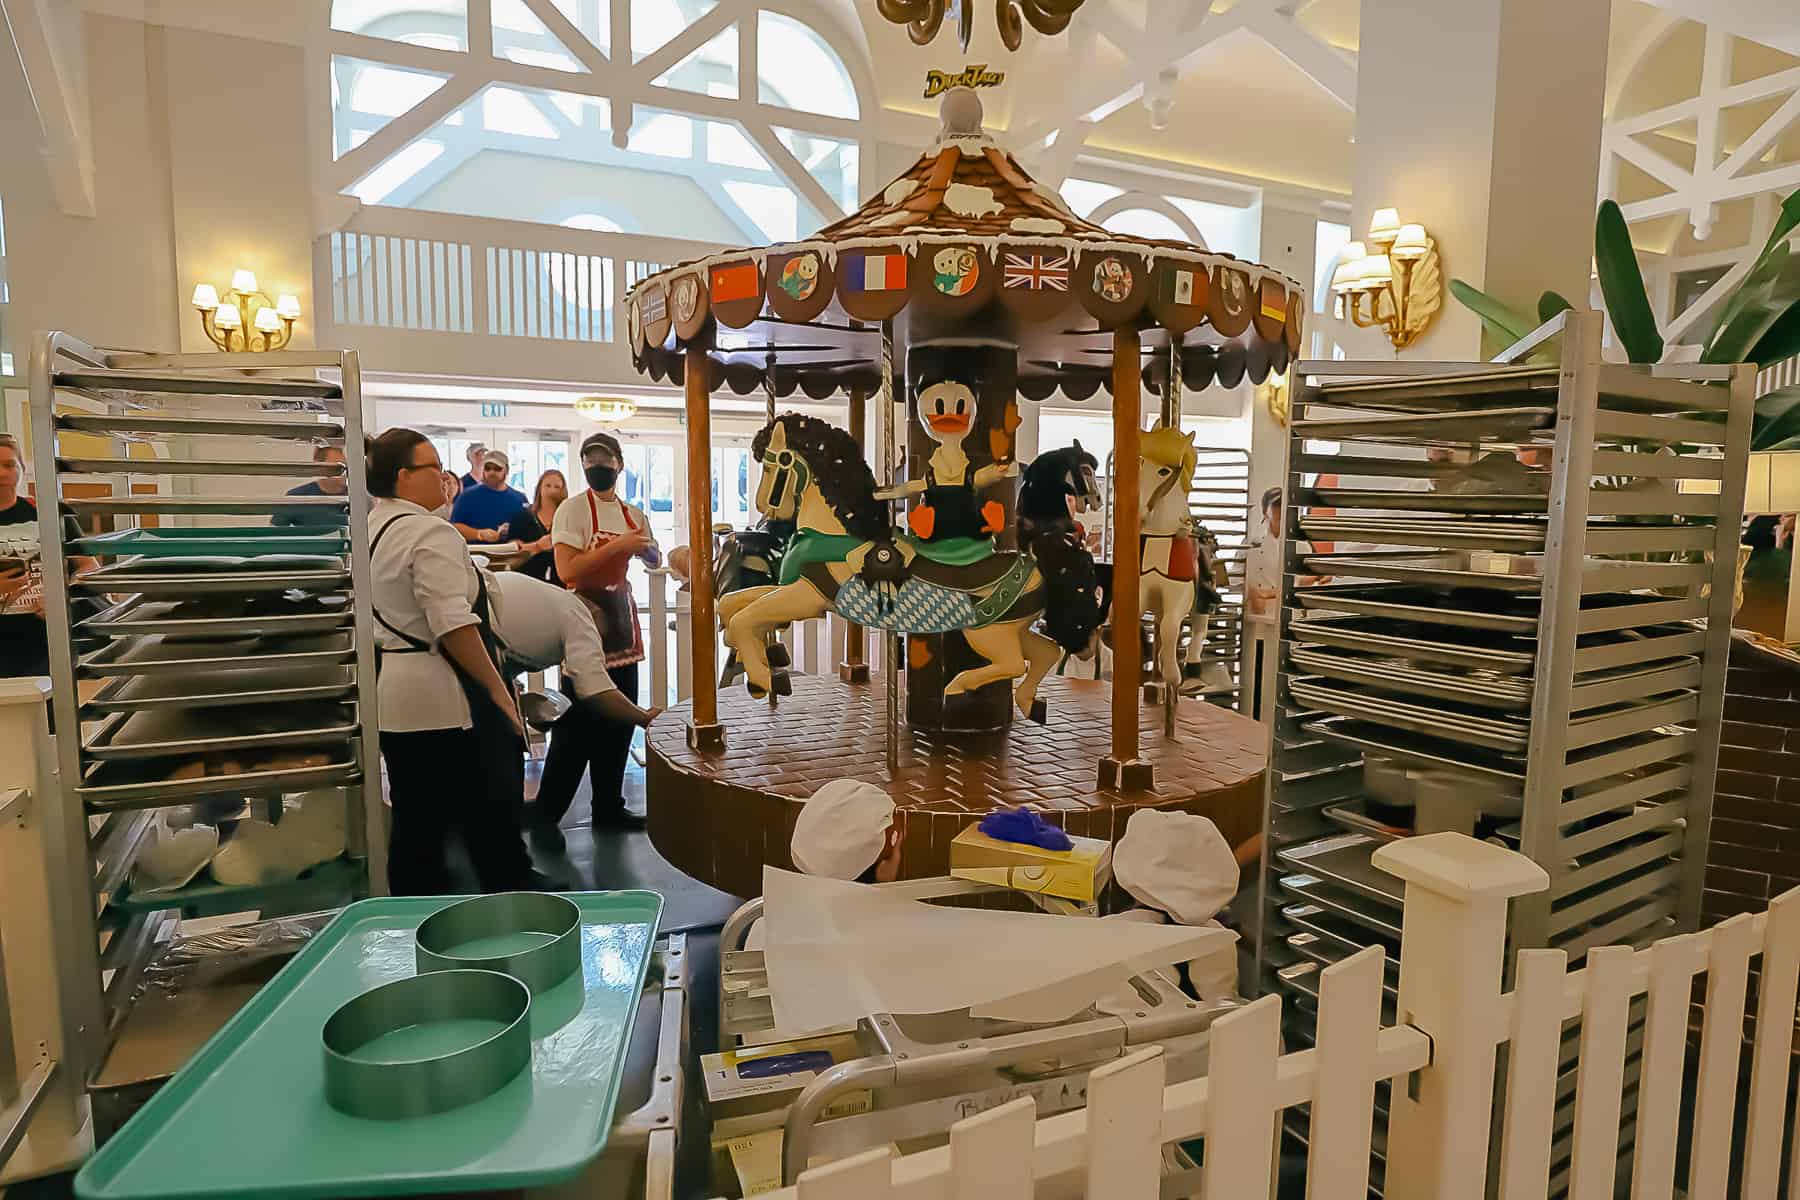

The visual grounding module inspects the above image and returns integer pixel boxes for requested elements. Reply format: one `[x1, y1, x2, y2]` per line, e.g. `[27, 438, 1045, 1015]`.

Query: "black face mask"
[585, 465, 619, 491]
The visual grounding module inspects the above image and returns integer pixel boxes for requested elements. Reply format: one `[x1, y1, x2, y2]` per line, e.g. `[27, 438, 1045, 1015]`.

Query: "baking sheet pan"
[85, 704, 358, 761]
[1276, 875, 1404, 941]
[1288, 615, 1536, 673]
[1288, 679, 1533, 751]
[78, 758, 362, 810]
[79, 637, 354, 678]
[1305, 488, 1549, 513]
[56, 412, 346, 439]
[1293, 405, 1555, 444]
[1301, 717, 1527, 787]
[1276, 834, 1403, 906]
[1299, 516, 1550, 553]
[1288, 646, 1534, 711]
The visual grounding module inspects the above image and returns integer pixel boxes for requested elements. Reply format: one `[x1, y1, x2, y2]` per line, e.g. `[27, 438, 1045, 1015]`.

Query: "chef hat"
[791, 779, 895, 880]
[1112, 809, 1239, 926]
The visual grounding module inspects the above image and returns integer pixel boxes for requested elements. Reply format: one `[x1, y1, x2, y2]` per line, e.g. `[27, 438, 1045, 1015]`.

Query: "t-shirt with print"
[0, 497, 81, 678]
[551, 490, 656, 667]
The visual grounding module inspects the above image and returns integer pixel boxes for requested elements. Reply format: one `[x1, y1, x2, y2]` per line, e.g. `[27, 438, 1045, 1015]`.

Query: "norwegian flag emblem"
[1003, 252, 1071, 291]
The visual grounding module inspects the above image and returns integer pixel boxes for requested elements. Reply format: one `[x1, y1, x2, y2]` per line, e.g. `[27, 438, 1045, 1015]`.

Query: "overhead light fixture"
[1333, 210, 1442, 352]
[574, 396, 638, 422]
[190, 269, 301, 351]
[878, 0, 1088, 52]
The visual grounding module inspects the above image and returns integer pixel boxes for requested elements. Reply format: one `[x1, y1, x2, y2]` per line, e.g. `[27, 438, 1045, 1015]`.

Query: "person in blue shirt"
[272, 445, 349, 528]
[459, 443, 486, 493]
[451, 449, 529, 543]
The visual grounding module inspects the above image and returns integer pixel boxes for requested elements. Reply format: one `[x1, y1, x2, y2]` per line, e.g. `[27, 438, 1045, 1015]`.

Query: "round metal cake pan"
[415, 892, 583, 995]
[321, 969, 531, 1120]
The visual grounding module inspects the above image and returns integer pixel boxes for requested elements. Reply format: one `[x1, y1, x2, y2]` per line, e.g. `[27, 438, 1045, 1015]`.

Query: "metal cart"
[1254, 310, 1753, 1196]
[718, 878, 1240, 1189]
[26, 332, 386, 1116]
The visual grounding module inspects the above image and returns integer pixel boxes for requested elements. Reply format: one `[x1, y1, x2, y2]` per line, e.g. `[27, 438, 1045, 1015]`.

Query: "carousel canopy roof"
[622, 89, 1304, 403]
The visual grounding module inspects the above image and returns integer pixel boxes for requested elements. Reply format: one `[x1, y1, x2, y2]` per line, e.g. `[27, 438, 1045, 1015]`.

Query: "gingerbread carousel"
[622, 89, 1301, 898]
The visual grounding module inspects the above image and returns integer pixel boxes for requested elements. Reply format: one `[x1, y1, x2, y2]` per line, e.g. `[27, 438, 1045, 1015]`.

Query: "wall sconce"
[190, 269, 301, 351]
[1331, 208, 1442, 351]
[574, 396, 637, 422]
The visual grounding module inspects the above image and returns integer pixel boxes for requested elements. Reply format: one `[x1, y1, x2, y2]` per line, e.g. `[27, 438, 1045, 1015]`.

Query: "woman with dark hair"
[366, 428, 549, 894]
[508, 468, 567, 584]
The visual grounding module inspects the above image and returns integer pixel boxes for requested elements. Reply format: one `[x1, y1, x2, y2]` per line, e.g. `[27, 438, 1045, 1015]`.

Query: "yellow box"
[701, 1034, 867, 1119]
[948, 825, 1112, 903]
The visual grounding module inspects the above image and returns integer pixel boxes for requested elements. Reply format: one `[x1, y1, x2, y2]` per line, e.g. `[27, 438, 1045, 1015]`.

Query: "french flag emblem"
[848, 253, 907, 291]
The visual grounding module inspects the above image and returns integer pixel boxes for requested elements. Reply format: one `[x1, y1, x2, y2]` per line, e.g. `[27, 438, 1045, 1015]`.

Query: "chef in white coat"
[366, 428, 547, 895]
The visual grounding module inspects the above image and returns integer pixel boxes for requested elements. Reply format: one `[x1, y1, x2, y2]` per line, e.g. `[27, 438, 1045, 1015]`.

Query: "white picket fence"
[760, 834, 1800, 1200]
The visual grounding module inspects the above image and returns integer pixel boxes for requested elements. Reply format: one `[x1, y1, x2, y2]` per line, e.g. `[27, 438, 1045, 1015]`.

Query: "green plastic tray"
[74, 527, 349, 557]
[76, 890, 664, 1200]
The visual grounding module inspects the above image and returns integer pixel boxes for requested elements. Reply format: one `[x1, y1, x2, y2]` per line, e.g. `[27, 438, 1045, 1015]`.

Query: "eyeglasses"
[405, 457, 443, 474]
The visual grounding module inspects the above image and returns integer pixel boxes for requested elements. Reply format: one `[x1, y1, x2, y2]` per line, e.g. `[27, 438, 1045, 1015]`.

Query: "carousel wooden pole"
[881, 322, 901, 781]
[1102, 327, 1152, 791]
[839, 384, 870, 683]
[685, 345, 725, 752]
[1162, 340, 1182, 739]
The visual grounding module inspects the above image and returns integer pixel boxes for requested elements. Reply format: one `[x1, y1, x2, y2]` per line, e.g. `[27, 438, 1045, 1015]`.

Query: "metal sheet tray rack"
[28, 332, 386, 1076]
[1254, 314, 1751, 1195]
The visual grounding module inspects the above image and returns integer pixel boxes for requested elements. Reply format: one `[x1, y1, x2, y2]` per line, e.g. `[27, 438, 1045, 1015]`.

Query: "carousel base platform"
[646, 674, 1267, 899]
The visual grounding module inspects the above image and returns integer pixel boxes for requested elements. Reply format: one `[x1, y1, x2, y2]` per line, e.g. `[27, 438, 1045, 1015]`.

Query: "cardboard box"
[701, 1033, 869, 1120]
[948, 825, 1112, 903]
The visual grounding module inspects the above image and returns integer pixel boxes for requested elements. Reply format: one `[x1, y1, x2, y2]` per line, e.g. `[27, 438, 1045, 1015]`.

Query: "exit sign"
[480, 401, 509, 419]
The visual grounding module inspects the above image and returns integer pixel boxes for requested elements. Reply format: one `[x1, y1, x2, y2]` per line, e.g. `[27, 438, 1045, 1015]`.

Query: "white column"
[1351, 0, 1610, 359]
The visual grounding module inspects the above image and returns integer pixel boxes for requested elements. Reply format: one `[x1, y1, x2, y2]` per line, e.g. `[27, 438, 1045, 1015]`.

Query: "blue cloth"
[272, 480, 345, 528]
[978, 808, 1074, 851]
[451, 484, 529, 532]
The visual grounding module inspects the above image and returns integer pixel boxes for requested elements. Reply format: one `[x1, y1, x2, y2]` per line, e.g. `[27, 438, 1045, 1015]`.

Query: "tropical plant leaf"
[1538, 291, 1574, 323]
[1449, 278, 1533, 345]
[1707, 253, 1800, 366]
[1702, 242, 1790, 351]
[1748, 300, 1800, 369]
[1752, 384, 1800, 452]
[1595, 199, 1663, 363]
[1756, 188, 1800, 265]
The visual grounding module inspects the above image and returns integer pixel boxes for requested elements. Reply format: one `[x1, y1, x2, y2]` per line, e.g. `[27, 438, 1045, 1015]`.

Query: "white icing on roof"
[1010, 216, 1066, 235]
[883, 178, 919, 205]
[944, 183, 1004, 218]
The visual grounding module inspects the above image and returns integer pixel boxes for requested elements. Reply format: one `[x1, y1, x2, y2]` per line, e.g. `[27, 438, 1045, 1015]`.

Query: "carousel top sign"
[621, 89, 1305, 407]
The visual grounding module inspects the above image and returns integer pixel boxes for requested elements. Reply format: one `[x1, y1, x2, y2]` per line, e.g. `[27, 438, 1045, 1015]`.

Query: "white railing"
[312, 208, 727, 383]
[759, 834, 1800, 1200]
[1758, 353, 1799, 398]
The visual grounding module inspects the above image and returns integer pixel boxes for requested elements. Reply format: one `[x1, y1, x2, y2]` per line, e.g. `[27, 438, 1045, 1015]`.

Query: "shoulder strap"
[587, 489, 599, 530]
[369, 511, 434, 653]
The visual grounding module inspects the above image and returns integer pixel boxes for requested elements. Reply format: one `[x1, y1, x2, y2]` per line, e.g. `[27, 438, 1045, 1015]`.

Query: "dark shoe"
[591, 810, 648, 833]
[517, 869, 568, 892]
[527, 820, 568, 853]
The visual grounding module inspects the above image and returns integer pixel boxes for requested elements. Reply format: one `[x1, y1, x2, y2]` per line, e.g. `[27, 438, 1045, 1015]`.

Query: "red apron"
[576, 492, 644, 667]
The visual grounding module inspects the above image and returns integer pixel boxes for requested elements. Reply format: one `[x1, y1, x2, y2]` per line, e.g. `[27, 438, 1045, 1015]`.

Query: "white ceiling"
[1639, 0, 1800, 55]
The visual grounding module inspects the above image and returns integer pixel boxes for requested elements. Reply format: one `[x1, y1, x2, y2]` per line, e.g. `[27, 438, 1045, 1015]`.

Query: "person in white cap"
[1109, 808, 1244, 1000]
[790, 779, 902, 882]
[745, 780, 901, 951]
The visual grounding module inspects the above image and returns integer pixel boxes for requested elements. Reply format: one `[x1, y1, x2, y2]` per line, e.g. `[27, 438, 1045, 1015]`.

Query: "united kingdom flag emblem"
[1003, 252, 1071, 291]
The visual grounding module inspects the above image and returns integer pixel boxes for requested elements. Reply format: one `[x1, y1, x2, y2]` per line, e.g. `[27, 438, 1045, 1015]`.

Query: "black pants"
[534, 661, 639, 826]
[381, 698, 534, 895]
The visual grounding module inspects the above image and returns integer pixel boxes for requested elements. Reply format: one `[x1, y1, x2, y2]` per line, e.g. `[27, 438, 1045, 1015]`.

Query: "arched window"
[326, 0, 871, 243]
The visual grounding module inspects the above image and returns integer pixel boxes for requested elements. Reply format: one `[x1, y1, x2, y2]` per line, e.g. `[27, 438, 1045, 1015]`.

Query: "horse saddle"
[908, 549, 1020, 592]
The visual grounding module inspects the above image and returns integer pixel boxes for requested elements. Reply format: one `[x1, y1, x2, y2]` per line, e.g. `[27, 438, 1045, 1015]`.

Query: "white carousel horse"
[1138, 424, 1201, 692]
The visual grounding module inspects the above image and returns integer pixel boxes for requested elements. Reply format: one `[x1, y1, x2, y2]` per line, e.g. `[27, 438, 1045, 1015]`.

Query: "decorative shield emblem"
[708, 258, 764, 329]
[1076, 250, 1148, 326]
[1209, 266, 1253, 337]
[997, 246, 1075, 320]
[1253, 277, 1289, 344]
[837, 246, 912, 321]
[1284, 291, 1304, 354]
[766, 250, 835, 323]
[910, 244, 996, 315]
[626, 293, 644, 354]
[1147, 258, 1211, 334]
[671, 272, 708, 340]
[640, 283, 671, 348]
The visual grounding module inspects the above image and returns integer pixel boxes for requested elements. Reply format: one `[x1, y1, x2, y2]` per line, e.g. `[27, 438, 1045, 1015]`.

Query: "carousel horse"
[717, 412, 1100, 716]
[1019, 440, 1114, 633]
[711, 515, 795, 686]
[1139, 423, 1202, 692]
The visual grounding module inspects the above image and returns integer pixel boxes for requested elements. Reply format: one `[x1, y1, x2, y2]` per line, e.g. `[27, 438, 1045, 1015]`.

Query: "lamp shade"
[191, 283, 220, 311]
[1368, 208, 1402, 244]
[574, 396, 638, 422]
[1330, 262, 1357, 294]
[1360, 254, 1394, 286]
[253, 306, 281, 333]
[231, 269, 258, 294]
[1391, 224, 1430, 261]
[276, 294, 302, 320]
[213, 302, 242, 331]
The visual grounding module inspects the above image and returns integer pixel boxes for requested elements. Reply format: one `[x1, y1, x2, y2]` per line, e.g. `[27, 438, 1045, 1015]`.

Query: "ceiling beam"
[1009, 0, 1354, 152]
[2, 0, 95, 217]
